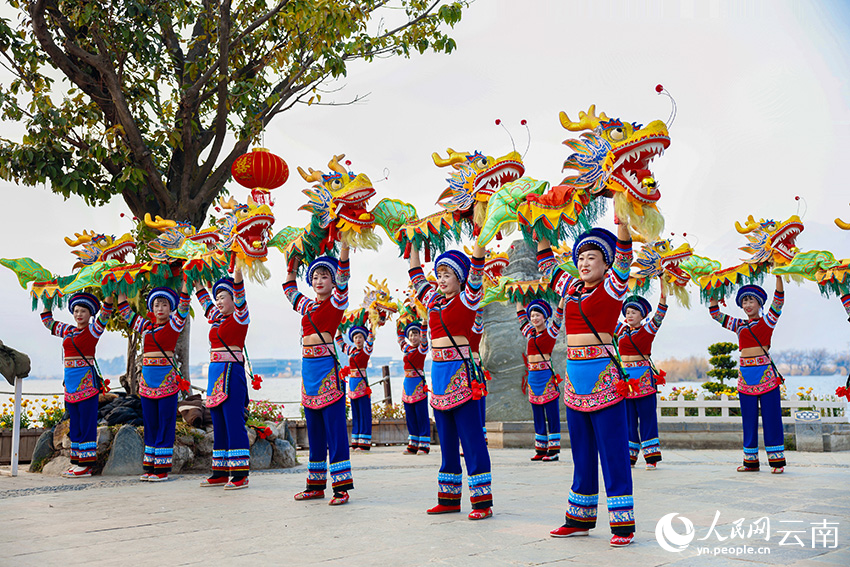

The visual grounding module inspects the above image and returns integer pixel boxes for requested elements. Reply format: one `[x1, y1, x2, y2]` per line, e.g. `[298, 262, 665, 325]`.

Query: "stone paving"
[1, 447, 849, 566]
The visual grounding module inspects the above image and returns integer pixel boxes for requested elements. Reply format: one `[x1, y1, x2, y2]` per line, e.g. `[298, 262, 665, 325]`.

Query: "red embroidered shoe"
[200, 476, 229, 487]
[645, 463, 657, 470]
[550, 526, 590, 538]
[417, 448, 430, 455]
[771, 467, 785, 474]
[294, 490, 325, 501]
[139, 474, 152, 481]
[63, 467, 92, 478]
[329, 492, 350, 506]
[468, 508, 493, 520]
[542, 455, 559, 462]
[148, 473, 169, 482]
[531, 453, 545, 461]
[736, 466, 759, 473]
[224, 477, 249, 490]
[427, 504, 461, 515]
[610, 533, 635, 547]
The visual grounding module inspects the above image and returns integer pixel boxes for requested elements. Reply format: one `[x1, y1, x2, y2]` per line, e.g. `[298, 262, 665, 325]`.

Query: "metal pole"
[381, 365, 392, 408]
[11, 376, 23, 476]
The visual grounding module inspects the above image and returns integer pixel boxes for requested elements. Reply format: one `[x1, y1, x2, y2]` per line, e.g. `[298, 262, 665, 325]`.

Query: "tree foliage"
[0, 0, 467, 226]
[706, 341, 738, 385]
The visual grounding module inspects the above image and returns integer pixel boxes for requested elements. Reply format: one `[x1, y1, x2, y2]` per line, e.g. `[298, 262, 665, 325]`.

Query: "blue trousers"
[209, 364, 250, 478]
[626, 395, 661, 464]
[404, 399, 431, 452]
[564, 402, 635, 536]
[350, 395, 372, 449]
[66, 394, 99, 466]
[305, 397, 353, 494]
[739, 387, 786, 469]
[531, 399, 561, 456]
[434, 399, 493, 510]
[140, 393, 179, 473]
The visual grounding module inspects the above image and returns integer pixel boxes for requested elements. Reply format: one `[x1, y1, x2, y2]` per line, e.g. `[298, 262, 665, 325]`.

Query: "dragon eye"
[658, 242, 669, 252]
[475, 157, 488, 168]
[330, 179, 342, 190]
[609, 127, 625, 141]
[764, 222, 776, 231]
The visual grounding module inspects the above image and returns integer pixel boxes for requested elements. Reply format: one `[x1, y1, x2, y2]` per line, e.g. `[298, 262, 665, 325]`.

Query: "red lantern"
[231, 148, 289, 206]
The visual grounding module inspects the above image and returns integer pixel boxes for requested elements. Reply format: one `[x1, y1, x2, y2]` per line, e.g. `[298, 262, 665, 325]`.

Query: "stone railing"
[658, 393, 848, 424]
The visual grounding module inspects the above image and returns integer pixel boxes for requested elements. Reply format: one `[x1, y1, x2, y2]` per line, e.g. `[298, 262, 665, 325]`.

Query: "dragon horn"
[64, 231, 94, 247]
[218, 196, 239, 210]
[836, 206, 850, 230]
[734, 215, 760, 234]
[144, 213, 177, 231]
[432, 148, 469, 168]
[328, 154, 348, 176]
[559, 104, 610, 132]
[297, 166, 324, 183]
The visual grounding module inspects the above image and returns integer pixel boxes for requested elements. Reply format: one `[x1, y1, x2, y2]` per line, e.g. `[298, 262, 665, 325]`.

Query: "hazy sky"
[2, 0, 849, 377]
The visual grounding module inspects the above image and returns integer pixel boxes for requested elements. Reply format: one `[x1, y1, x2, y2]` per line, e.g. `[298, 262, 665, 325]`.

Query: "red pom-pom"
[345, 160, 351, 166]
[655, 369, 667, 386]
[795, 196, 800, 201]
[554, 374, 563, 384]
[616, 380, 629, 396]
[655, 84, 664, 93]
[258, 426, 272, 439]
[682, 233, 687, 237]
[836, 386, 850, 402]
[423, 384, 429, 393]
[214, 207, 221, 212]
[495, 119, 501, 125]
[132, 216, 139, 221]
[120, 213, 125, 218]
[251, 374, 263, 390]
[364, 386, 372, 396]
[520, 119, 527, 126]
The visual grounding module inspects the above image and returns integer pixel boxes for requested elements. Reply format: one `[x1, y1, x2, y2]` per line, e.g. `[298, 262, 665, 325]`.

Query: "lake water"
[4, 374, 846, 420]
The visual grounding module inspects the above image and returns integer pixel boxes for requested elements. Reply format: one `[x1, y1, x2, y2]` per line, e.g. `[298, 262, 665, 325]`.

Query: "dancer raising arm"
[615, 288, 667, 470]
[398, 321, 431, 455]
[284, 245, 354, 506]
[709, 276, 786, 474]
[117, 282, 190, 481]
[537, 218, 636, 547]
[194, 267, 251, 490]
[41, 293, 114, 478]
[516, 298, 565, 462]
[408, 240, 493, 520]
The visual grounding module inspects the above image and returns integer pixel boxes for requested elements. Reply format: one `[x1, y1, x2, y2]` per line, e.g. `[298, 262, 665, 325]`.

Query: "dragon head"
[217, 196, 274, 260]
[560, 105, 669, 208]
[736, 214, 804, 265]
[297, 154, 376, 234]
[633, 239, 694, 287]
[433, 148, 525, 214]
[145, 215, 222, 262]
[362, 275, 398, 328]
[464, 246, 509, 287]
[64, 230, 136, 270]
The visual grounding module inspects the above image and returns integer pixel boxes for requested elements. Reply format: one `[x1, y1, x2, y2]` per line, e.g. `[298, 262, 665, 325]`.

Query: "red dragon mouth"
[770, 221, 803, 261]
[235, 214, 274, 258]
[102, 241, 136, 263]
[335, 186, 376, 206]
[188, 232, 221, 246]
[474, 160, 525, 196]
[609, 135, 670, 203]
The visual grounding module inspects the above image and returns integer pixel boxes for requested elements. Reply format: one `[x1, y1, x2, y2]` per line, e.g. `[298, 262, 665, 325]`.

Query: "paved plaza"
[2, 447, 849, 566]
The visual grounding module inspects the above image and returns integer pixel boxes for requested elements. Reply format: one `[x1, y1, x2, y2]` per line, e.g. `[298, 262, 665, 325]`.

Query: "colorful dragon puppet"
[340, 276, 399, 335]
[395, 147, 525, 259]
[516, 104, 670, 245]
[629, 237, 694, 307]
[2, 229, 137, 309]
[269, 154, 417, 269]
[772, 206, 850, 297]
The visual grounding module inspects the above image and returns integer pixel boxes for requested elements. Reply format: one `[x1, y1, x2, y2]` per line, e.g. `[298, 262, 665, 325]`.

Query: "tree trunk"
[120, 333, 142, 396]
[174, 317, 192, 399]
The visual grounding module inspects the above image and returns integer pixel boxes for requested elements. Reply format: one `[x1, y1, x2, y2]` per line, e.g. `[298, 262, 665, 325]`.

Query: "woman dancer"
[41, 292, 113, 477]
[336, 324, 374, 451]
[536, 220, 635, 546]
[516, 298, 564, 462]
[398, 321, 430, 454]
[615, 290, 667, 470]
[709, 277, 786, 474]
[194, 267, 251, 490]
[408, 244, 493, 520]
[284, 246, 354, 505]
[117, 283, 190, 481]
